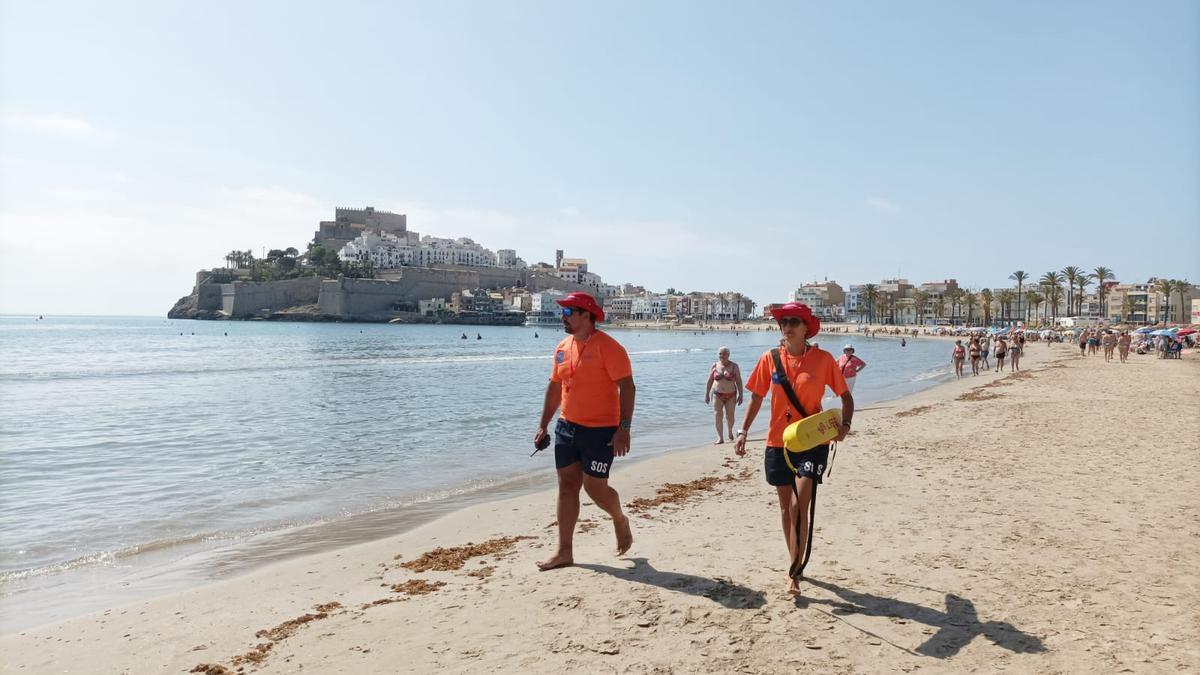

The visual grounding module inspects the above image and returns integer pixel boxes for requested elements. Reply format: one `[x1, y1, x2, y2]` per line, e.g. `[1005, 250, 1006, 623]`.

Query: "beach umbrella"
[1135, 327, 1155, 334]
[1177, 328, 1196, 336]
[1150, 329, 1172, 336]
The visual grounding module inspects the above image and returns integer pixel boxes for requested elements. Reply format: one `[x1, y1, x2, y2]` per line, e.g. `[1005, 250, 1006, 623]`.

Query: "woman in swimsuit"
[994, 336, 1007, 372]
[951, 340, 966, 379]
[968, 338, 982, 375]
[1117, 331, 1131, 363]
[1009, 334, 1022, 372]
[705, 347, 743, 444]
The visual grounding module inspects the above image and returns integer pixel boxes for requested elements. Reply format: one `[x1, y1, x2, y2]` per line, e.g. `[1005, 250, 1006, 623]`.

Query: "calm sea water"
[0, 315, 955, 630]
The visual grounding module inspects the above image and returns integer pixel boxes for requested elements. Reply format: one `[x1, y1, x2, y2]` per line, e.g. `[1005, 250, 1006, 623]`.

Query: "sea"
[0, 315, 956, 632]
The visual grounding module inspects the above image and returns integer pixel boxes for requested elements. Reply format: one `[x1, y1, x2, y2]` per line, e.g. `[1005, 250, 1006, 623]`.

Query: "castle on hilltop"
[313, 206, 416, 253]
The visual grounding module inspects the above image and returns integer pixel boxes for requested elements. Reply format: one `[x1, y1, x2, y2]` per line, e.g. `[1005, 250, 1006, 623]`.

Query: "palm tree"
[1154, 278, 1174, 323]
[863, 284, 878, 323]
[979, 288, 994, 326]
[1039, 271, 1063, 320]
[1062, 266, 1083, 317]
[1009, 270, 1029, 322]
[1077, 274, 1093, 316]
[1092, 266, 1114, 317]
[997, 289, 1016, 325]
[1175, 279, 1191, 324]
[1025, 291, 1044, 324]
[963, 291, 978, 326]
[1047, 283, 1064, 323]
[1119, 294, 1133, 324]
[946, 288, 964, 325]
[911, 289, 929, 326]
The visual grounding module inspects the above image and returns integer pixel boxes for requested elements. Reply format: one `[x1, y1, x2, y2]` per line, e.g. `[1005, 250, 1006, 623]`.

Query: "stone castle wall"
[221, 277, 322, 317]
[181, 264, 590, 320]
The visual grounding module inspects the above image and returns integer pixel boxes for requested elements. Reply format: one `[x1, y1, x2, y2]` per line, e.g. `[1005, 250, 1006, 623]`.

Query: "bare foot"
[715, 437, 724, 444]
[614, 515, 633, 555]
[787, 576, 802, 596]
[536, 551, 574, 571]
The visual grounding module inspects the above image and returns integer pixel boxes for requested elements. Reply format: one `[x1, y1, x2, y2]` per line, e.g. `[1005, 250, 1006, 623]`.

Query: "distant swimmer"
[476, 333, 482, 340]
[534, 332, 539, 338]
[900, 338, 906, 347]
[461, 333, 468, 340]
[534, 292, 635, 571]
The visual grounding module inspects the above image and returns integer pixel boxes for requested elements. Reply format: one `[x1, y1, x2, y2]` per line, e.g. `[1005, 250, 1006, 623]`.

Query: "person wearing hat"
[533, 292, 636, 570]
[733, 302, 853, 595]
[836, 344, 867, 393]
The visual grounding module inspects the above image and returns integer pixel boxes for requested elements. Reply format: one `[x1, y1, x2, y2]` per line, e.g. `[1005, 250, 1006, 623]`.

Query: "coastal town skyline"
[2, 2, 1197, 316]
[137, 199, 1195, 328]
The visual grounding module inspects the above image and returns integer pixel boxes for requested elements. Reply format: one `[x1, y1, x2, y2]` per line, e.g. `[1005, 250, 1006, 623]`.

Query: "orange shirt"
[745, 346, 848, 447]
[550, 330, 633, 427]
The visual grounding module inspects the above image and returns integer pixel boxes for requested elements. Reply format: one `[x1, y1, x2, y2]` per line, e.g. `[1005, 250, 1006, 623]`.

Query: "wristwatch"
[619, 419, 632, 431]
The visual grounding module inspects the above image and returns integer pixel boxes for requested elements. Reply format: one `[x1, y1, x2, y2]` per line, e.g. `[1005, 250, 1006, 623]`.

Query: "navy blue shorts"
[554, 418, 617, 479]
[764, 445, 830, 486]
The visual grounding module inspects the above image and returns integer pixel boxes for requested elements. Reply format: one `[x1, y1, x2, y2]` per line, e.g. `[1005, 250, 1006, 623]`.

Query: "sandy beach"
[3, 342, 1197, 674]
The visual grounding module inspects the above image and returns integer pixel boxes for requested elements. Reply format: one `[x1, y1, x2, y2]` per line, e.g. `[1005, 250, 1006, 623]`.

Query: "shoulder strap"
[770, 348, 809, 419]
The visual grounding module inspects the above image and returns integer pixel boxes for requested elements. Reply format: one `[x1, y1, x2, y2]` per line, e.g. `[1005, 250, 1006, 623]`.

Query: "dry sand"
[3, 344, 1197, 674]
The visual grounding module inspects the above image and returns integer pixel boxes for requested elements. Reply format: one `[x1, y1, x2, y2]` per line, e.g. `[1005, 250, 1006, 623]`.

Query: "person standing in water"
[534, 292, 635, 570]
[705, 347, 743, 444]
[836, 345, 867, 392]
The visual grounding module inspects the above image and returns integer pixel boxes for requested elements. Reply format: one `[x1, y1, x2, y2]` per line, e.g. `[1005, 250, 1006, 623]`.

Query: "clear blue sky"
[2, 0, 1197, 315]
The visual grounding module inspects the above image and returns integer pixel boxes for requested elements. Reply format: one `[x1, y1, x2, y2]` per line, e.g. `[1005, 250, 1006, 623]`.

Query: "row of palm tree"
[224, 250, 256, 269]
[855, 265, 1191, 326]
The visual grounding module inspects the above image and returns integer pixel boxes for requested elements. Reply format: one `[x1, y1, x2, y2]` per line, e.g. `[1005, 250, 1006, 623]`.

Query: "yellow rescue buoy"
[782, 408, 842, 456]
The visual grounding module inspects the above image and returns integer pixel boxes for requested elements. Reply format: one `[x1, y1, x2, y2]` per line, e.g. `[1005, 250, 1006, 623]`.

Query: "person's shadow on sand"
[797, 578, 1046, 658]
[576, 557, 766, 610]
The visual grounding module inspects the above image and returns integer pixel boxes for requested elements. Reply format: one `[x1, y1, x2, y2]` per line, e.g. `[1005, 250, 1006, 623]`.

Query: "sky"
[1, 0, 1197, 315]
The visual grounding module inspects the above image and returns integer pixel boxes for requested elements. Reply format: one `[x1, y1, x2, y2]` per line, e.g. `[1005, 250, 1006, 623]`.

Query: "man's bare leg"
[537, 464, 583, 570]
[583, 475, 633, 555]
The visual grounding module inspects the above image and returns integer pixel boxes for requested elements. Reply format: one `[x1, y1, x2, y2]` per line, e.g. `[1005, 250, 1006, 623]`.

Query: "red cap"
[556, 291, 605, 322]
[769, 302, 820, 338]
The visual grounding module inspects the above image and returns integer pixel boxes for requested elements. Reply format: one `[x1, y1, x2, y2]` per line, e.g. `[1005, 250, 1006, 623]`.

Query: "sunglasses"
[562, 307, 582, 317]
[777, 317, 805, 327]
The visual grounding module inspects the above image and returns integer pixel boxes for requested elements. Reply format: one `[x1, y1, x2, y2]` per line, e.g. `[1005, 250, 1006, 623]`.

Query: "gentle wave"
[0, 348, 702, 382]
[910, 365, 953, 381]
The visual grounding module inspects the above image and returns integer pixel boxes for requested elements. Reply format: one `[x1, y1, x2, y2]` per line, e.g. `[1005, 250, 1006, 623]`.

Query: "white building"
[630, 294, 669, 320]
[338, 230, 416, 268]
[338, 231, 526, 270]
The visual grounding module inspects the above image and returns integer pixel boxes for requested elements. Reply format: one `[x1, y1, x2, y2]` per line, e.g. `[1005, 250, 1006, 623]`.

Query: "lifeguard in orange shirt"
[533, 292, 636, 571]
[734, 302, 854, 595]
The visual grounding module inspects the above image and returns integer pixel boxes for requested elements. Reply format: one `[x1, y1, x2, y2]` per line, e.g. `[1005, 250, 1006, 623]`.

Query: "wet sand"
[4, 343, 1197, 673]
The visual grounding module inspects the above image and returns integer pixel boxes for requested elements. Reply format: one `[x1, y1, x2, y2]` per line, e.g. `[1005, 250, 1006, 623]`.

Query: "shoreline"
[1, 333, 960, 633]
[0, 345, 1033, 634]
[6, 343, 1195, 673]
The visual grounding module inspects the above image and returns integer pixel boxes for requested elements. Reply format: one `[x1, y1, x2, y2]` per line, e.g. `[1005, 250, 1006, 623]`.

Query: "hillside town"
[171, 206, 1196, 328]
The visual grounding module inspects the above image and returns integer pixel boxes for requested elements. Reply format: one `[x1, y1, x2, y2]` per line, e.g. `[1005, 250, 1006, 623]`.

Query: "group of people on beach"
[951, 333, 1024, 377]
[532, 292, 854, 595]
